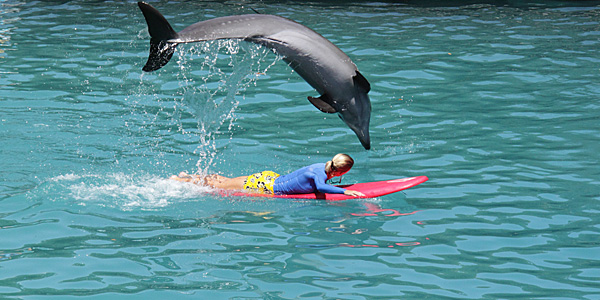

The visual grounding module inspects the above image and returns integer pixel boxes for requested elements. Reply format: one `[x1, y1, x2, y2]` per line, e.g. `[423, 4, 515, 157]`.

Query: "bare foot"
[170, 172, 206, 185]
[170, 172, 193, 183]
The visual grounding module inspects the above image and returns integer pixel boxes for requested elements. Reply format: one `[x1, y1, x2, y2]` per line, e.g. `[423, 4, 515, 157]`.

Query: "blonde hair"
[325, 153, 354, 175]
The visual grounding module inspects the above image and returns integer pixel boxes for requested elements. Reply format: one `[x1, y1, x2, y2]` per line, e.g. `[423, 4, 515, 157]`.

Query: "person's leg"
[170, 172, 227, 186]
[210, 176, 246, 190]
[203, 174, 227, 186]
[170, 172, 246, 190]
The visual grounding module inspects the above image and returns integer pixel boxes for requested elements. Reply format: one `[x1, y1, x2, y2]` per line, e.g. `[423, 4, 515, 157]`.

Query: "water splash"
[173, 40, 281, 174]
[123, 39, 281, 175]
[47, 173, 211, 210]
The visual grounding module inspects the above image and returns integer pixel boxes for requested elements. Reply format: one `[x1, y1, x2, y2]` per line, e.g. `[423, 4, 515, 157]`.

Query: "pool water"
[1, 1, 599, 299]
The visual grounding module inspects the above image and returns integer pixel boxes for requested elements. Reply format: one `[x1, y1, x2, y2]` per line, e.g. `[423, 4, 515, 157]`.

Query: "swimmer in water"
[171, 153, 365, 197]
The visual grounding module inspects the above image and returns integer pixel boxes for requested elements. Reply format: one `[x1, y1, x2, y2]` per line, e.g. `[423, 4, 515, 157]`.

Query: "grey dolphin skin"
[137, 2, 372, 149]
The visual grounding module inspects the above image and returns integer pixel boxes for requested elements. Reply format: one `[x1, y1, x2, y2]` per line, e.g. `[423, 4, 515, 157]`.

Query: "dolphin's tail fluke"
[138, 2, 179, 72]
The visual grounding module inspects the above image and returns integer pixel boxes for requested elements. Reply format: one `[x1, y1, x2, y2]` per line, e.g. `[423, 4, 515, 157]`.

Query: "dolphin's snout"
[358, 130, 371, 150]
[349, 123, 371, 150]
[339, 101, 371, 150]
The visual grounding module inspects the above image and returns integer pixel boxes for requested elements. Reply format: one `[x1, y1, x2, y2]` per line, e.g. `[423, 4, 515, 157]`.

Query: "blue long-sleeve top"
[273, 163, 346, 195]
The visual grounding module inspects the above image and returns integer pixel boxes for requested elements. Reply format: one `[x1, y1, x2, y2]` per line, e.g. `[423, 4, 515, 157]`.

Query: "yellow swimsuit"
[243, 171, 280, 194]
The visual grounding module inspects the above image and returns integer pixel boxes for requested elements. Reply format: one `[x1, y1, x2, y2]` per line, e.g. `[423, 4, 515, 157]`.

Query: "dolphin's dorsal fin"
[308, 95, 337, 113]
[353, 71, 371, 93]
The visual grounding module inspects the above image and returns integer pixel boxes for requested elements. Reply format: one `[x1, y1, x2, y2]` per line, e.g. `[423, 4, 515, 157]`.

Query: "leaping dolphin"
[137, 2, 372, 149]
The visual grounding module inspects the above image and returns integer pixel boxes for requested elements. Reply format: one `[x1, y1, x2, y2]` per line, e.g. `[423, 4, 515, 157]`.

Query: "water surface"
[1, 1, 599, 299]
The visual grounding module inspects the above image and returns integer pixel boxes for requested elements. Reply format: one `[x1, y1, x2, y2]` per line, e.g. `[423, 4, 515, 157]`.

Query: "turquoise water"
[1, 0, 600, 299]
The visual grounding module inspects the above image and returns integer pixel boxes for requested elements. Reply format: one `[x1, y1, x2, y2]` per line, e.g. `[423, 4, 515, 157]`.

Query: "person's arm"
[307, 171, 344, 194]
[315, 180, 347, 194]
[310, 172, 366, 196]
[315, 180, 364, 197]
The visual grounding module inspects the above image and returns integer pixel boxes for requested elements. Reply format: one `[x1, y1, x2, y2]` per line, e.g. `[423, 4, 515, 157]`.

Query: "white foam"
[53, 173, 213, 210]
[50, 173, 84, 181]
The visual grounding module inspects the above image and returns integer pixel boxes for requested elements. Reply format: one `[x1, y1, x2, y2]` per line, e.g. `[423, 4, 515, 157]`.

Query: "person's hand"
[344, 189, 365, 197]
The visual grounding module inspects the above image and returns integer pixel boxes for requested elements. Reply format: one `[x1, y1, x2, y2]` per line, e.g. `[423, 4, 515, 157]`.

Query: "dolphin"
[137, 2, 372, 149]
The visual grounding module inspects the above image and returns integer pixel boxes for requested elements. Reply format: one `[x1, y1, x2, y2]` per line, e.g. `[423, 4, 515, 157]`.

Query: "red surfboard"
[222, 176, 428, 200]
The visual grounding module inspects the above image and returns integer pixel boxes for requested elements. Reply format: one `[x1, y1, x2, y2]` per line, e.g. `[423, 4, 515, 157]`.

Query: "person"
[171, 153, 365, 197]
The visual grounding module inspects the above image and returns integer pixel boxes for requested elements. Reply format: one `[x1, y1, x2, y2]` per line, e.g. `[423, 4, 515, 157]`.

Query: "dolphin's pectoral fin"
[308, 95, 337, 113]
[353, 71, 371, 93]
